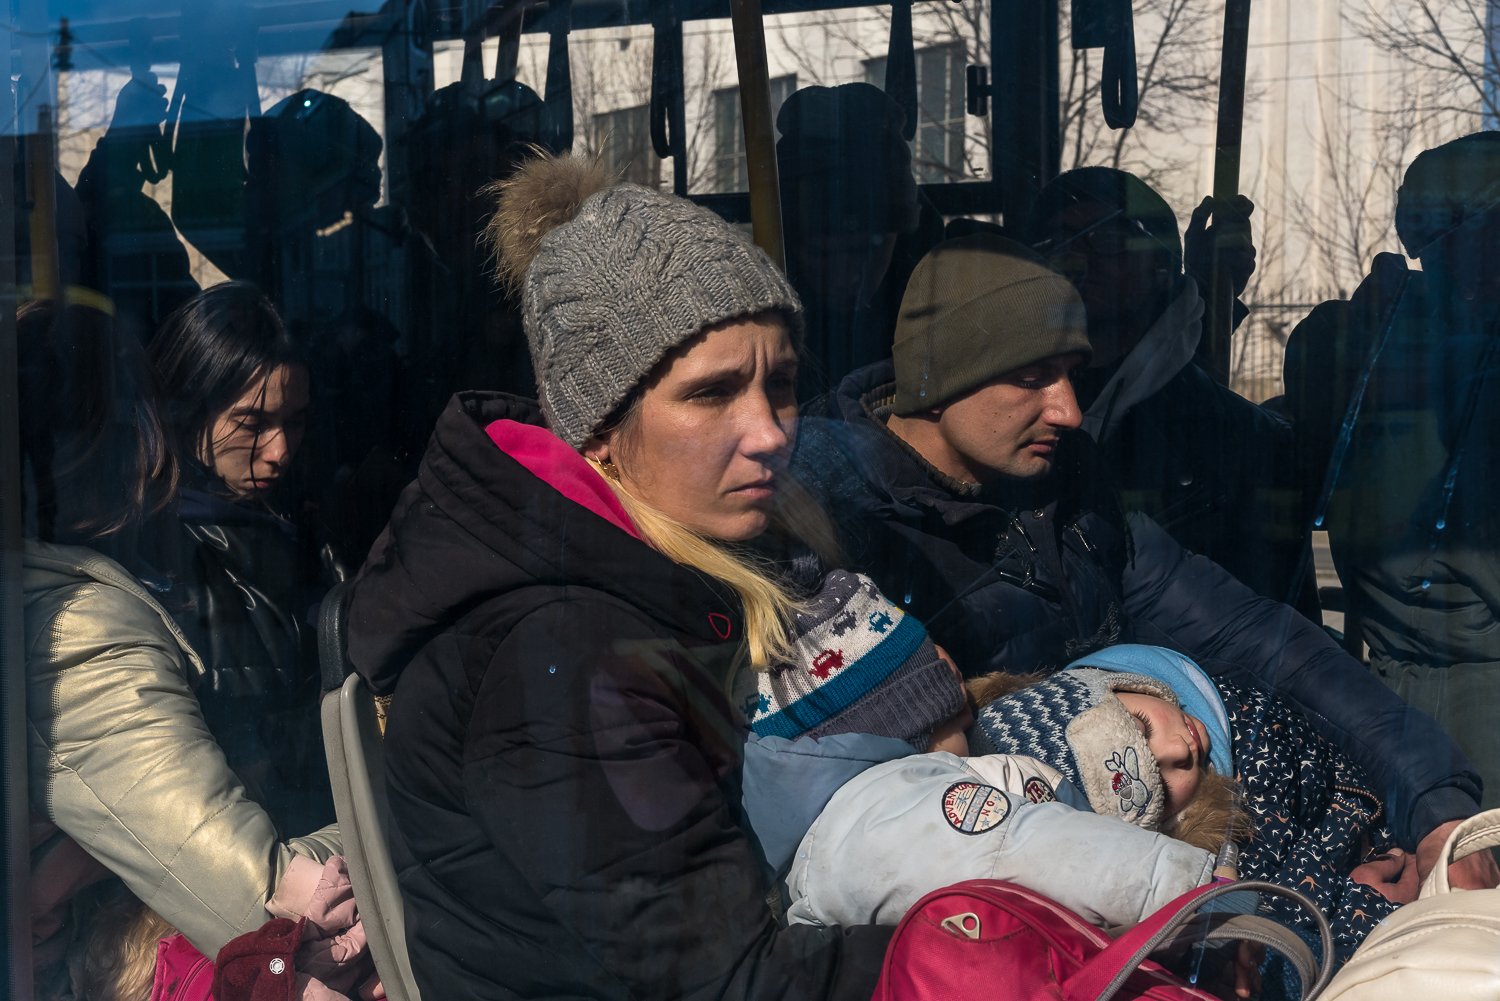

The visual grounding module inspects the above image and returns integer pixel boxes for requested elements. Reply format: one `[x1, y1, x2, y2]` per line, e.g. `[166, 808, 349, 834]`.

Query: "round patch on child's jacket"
[1023, 777, 1055, 803]
[942, 782, 1010, 834]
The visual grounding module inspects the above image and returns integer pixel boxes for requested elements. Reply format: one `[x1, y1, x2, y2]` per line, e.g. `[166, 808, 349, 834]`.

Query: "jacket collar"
[483, 419, 640, 540]
[353, 392, 746, 696]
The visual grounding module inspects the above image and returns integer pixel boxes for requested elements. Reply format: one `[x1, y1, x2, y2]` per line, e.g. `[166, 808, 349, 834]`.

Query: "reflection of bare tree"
[559, 29, 654, 160]
[1263, 2, 1481, 305]
[683, 28, 735, 190]
[768, 0, 1221, 190]
[1234, 84, 1413, 397]
[1059, 0, 1222, 187]
[1233, 8, 1476, 398]
[770, 5, 987, 182]
[1349, 0, 1497, 120]
[515, 24, 737, 193]
[1281, 98, 1414, 302]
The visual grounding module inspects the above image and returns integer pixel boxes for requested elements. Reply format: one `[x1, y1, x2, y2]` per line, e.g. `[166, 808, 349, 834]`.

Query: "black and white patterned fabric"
[1219, 678, 1398, 965]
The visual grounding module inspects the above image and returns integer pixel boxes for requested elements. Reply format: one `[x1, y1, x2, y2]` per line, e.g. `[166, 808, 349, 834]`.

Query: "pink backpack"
[873, 879, 1333, 1001]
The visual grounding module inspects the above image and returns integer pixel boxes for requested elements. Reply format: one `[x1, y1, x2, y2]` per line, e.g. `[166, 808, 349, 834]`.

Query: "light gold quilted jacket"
[22, 539, 339, 955]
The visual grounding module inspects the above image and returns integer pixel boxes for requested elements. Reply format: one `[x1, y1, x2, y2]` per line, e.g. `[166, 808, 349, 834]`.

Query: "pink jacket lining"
[485, 420, 641, 539]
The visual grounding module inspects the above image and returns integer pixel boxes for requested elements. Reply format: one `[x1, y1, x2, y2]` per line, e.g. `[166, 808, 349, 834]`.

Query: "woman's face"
[589, 315, 798, 542]
[202, 362, 310, 500]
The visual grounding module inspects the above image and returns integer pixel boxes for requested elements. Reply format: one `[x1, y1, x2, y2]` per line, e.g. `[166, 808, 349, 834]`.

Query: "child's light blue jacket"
[743, 733, 1217, 931]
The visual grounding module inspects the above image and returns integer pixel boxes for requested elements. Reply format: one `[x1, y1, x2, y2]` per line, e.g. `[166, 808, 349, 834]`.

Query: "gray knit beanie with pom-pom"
[486, 155, 801, 448]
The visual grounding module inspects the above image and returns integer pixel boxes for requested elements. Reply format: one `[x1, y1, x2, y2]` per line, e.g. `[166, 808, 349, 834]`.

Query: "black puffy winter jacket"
[792, 361, 1480, 848]
[347, 392, 891, 1001]
[143, 471, 331, 835]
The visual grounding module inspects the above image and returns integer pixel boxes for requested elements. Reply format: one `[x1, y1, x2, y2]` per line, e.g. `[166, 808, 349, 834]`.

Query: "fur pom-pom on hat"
[483, 152, 612, 294]
[481, 151, 802, 448]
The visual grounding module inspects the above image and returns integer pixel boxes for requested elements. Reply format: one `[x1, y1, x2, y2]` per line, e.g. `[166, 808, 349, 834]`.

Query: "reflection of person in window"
[72, 70, 197, 336]
[1024, 169, 1314, 615]
[170, 86, 385, 313]
[777, 83, 921, 394]
[142, 282, 334, 839]
[1287, 133, 1500, 808]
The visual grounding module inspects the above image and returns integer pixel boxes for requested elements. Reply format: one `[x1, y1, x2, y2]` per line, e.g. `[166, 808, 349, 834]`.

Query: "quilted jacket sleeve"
[1120, 511, 1480, 847]
[25, 578, 339, 956]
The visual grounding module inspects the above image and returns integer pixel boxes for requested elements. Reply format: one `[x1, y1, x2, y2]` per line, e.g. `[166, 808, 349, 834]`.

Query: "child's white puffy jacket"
[744, 734, 1215, 931]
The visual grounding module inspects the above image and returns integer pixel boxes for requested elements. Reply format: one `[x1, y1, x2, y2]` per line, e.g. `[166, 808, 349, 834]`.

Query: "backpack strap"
[1063, 880, 1333, 1001]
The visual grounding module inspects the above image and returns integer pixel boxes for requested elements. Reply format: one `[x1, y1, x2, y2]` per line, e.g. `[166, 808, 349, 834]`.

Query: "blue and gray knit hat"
[969, 668, 1179, 829]
[749, 570, 966, 749]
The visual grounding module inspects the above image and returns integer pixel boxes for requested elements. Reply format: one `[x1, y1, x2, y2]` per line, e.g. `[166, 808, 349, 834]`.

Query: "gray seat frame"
[321, 672, 423, 1001]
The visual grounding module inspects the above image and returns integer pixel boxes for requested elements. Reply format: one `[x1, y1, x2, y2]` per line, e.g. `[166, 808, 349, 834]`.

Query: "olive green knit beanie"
[487, 155, 801, 448]
[891, 235, 1091, 415]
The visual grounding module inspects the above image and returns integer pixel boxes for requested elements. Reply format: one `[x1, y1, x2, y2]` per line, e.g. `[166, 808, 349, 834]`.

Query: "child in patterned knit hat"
[746, 569, 971, 754]
[968, 661, 1243, 841]
[739, 573, 1226, 935]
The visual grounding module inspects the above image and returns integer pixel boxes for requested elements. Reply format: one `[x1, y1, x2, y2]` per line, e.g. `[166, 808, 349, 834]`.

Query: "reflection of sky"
[50, 0, 387, 21]
[49, 0, 391, 63]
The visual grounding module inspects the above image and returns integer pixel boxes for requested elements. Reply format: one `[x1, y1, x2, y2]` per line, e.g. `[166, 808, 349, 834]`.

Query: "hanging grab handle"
[1071, 0, 1139, 130]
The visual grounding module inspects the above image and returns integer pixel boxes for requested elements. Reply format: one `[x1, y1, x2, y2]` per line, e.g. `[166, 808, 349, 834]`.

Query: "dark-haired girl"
[144, 280, 332, 835]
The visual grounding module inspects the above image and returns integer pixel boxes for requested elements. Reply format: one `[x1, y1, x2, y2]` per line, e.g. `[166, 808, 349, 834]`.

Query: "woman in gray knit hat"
[344, 153, 896, 999]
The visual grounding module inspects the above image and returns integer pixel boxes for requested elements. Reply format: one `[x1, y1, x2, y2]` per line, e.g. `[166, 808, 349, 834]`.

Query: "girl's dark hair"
[148, 281, 302, 467]
[18, 298, 177, 543]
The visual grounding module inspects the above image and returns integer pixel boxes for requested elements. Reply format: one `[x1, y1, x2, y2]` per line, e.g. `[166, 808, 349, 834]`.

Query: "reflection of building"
[518, 10, 991, 195]
[866, 44, 965, 183]
[44, 3, 1489, 401]
[712, 74, 797, 192]
[593, 102, 657, 187]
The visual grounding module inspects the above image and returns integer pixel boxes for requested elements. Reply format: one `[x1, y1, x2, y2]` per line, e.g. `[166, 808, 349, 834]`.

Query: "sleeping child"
[736, 570, 1231, 934]
[971, 643, 1409, 963]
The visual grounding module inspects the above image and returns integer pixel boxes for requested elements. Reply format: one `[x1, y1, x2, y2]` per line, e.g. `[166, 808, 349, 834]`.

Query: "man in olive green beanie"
[884, 234, 1092, 484]
[891, 235, 1091, 414]
[790, 234, 1495, 901]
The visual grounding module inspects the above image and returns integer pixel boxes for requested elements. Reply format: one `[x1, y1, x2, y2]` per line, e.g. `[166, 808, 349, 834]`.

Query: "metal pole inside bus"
[728, 0, 785, 269]
[1202, 0, 1253, 386]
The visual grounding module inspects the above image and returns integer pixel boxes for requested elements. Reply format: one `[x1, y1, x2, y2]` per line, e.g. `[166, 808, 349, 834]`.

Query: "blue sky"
[45, 0, 391, 66]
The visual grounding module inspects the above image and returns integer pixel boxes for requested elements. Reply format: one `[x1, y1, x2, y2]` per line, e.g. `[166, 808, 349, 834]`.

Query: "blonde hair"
[64, 883, 174, 1001]
[1162, 770, 1253, 852]
[967, 670, 1253, 851]
[593, 456, 841, 669]
[966, 670, 1050, 706]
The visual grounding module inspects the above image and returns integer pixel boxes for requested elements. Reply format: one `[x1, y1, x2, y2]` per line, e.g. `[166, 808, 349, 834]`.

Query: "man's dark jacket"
[792, 361, 1479, 848]
[1079, 359, 1316, 614]
[347, 392, 890, 1001]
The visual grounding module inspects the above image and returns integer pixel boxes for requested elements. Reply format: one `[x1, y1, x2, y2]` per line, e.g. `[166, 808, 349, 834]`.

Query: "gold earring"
[598, 457, 620, 480]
